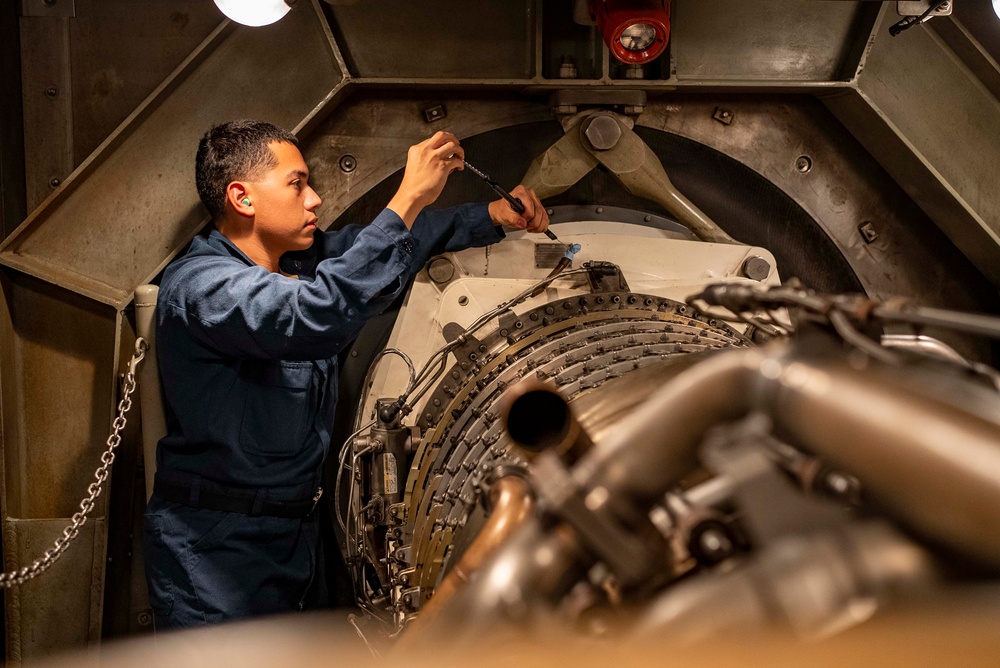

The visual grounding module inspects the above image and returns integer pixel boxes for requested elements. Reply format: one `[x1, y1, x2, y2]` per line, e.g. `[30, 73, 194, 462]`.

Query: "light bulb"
[213, 0, 292, 27]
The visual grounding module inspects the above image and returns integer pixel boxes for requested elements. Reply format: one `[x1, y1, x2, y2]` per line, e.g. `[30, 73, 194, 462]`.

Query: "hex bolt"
[546, 208, 554, 215]
[559, 56, 578, 79]
[624, 64, 644, 80]
[584, 115, 622, 151]
[741, 256, 771, 282]
[339, 154, 357, 173]
[428, 258, 455, 284]
[795, 155, 812, 173]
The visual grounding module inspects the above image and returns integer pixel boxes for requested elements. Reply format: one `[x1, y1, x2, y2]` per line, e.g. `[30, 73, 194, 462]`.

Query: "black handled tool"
[463, 160, 564, 245]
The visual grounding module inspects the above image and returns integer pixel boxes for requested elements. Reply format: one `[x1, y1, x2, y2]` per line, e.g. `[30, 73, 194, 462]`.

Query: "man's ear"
[227, 182, 254, 217]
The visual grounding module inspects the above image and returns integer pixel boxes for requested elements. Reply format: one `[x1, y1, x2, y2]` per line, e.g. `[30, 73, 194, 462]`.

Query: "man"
[143, 119, 548, 628]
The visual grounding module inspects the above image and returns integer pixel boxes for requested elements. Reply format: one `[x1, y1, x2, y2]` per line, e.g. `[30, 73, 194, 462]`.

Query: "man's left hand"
[488, 185, 549, 234]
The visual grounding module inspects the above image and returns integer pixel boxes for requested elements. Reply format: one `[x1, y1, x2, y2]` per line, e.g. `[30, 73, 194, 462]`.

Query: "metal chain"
[0, 337, 147, 588]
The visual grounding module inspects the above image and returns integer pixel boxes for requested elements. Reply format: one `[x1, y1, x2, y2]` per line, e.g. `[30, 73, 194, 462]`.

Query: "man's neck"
[216, 220, 282, 273]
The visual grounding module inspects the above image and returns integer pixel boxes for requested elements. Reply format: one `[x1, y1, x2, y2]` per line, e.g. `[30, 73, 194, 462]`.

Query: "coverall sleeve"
[161, 204, 502, 360]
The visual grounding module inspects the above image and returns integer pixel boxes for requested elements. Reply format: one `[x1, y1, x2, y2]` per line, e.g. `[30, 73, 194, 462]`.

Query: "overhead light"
[590, 0, 670, 65]
[619, 23, 657, 52]
[213, 0, 294, 27]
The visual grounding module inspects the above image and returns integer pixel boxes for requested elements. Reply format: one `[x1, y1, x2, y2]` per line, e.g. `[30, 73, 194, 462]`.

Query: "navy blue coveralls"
[143, 204, 503, 628]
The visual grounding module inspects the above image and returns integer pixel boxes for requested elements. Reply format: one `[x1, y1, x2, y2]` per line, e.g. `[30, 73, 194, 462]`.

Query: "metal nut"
[423, 104, 446, 123]
[858, 221, 879, 244]
[713, 107, 734, 125]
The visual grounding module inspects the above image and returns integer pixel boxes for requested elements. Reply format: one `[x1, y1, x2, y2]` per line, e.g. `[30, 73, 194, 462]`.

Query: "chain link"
[0, 338, 147, 588]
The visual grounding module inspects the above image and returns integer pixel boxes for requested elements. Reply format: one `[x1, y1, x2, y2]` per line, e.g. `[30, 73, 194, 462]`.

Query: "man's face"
[247, 140, 322, 254]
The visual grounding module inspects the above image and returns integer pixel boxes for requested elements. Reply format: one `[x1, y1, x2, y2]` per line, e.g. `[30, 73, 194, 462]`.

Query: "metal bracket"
[521, 111, 736, 244]
[531, 452, 667, 589]
[896, 1, 951, 17]
[584, 261, 630, 293]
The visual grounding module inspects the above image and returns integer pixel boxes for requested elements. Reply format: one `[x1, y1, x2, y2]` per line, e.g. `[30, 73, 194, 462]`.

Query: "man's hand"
[387, 131, 465, 228]
[488, 185, 550, 234]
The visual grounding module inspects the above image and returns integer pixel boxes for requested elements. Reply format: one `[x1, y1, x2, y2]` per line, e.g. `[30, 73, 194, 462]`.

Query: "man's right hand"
[387, 131, 465, 228]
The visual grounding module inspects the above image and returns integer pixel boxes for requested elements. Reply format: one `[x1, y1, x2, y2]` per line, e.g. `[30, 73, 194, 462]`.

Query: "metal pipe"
[772, 361, 1000, 567]
[401, 475, 534, 638]
[575, 349, 763, 508]
[436, 343, 1000, 629]
[530, 257, 572, 298]
[503, 382, 594, 465]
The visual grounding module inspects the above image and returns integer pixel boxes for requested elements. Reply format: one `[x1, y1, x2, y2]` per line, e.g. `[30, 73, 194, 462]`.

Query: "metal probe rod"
[462, 159, 565, 246]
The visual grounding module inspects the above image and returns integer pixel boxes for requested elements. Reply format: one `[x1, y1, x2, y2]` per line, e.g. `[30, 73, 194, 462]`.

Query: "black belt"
[153, 475, 323, 519]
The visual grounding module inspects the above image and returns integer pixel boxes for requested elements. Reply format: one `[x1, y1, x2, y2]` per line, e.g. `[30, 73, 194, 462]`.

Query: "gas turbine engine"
[338, 207, 1000, 645]
[337, 213, 773, 626]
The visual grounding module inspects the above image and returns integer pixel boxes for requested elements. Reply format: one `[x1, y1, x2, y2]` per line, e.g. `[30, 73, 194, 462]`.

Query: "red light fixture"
[590, 0, 671, 65]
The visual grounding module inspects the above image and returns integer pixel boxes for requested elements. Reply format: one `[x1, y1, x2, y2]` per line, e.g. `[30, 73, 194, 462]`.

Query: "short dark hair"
[195, 120, 299, 220]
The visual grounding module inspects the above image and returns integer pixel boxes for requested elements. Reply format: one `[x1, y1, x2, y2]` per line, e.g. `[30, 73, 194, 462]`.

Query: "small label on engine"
[384, 453, 398, 495]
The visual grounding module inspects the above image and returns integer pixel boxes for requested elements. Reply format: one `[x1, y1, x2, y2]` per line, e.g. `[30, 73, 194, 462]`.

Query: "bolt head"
[584, 115, 622, 151]
[742, 256, 771, 282]
[339, 154, 357, 173]
[858, 221, 879, 244]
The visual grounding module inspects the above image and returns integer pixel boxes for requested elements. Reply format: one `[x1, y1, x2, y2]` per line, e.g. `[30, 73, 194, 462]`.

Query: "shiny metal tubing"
[439, 344, 1000, 628]
[401, 475, 535, 638]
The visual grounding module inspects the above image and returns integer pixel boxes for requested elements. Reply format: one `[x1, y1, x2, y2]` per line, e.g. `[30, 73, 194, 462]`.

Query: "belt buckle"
[309, 487, 324, 515]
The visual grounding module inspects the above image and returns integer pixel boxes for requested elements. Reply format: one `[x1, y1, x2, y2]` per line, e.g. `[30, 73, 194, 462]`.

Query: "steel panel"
[67, 0, 222, 167]
[0, 2, 342, 308]
[19, 16, 74, 212]
[826, 15, 1000, 285]
[3, 518, 106, 659]
[2, 274, 116, 520]
[672, 0, 873, 82]
[324, 0, 533, 79]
